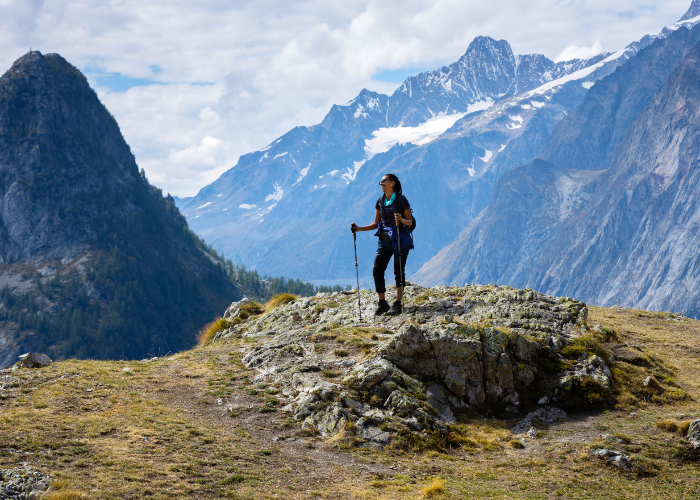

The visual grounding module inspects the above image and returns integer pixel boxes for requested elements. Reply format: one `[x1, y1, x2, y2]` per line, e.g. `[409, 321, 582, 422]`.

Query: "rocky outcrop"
[18, 353, 52, 368]
[0, 466, 50, 499]
[219, 284, 613, 447]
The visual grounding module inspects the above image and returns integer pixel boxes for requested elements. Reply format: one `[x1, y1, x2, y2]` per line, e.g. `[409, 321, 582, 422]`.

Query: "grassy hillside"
[0, 299, 698, 499]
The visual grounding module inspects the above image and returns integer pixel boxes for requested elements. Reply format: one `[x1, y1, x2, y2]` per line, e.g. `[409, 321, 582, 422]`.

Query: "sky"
[0, 0, 695, 197]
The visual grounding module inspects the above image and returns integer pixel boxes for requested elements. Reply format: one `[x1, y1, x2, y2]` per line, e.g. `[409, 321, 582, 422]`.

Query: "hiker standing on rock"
[351, 173, 414, 316]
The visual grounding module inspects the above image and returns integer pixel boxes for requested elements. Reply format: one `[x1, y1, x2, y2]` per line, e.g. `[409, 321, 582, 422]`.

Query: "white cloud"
[0, 0, 694, 196]
[555, 40, 604, 62]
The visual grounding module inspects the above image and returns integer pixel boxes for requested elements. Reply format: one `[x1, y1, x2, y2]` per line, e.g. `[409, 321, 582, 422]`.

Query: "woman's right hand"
[351, 223, 359, 233]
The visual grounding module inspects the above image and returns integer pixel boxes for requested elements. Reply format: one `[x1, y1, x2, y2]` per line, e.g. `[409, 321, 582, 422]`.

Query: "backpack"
[378, 194, 417, 233]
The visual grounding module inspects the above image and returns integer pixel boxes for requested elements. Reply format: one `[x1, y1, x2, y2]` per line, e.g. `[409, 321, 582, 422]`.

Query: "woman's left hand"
[394, 212, 402, 226]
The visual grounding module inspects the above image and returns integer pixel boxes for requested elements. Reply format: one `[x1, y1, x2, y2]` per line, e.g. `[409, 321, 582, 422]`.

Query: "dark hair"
[384, 173, 402, 195]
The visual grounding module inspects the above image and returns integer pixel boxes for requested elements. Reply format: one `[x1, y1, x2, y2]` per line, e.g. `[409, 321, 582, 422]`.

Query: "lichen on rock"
[222, 284, 613, 447]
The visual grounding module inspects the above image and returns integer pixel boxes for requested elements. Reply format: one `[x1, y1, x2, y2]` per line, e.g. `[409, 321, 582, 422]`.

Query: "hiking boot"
[374, 300, 390, 316]
[386, 300, 402, 316]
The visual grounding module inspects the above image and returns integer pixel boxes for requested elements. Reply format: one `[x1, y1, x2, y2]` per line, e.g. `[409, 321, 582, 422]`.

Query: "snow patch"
[239, 204, 257, 209]
[216, 194, 223, 197]
[364, 112, 469, 156]
[530, 101, 545, 108]
[668, 14, 700, 32]
[467, 99, 494, 114]
[499, 144, 507, 152]
[507, 115, 523, 130]
[342, 160, 366, 184]
[260, 144, 272, 152]
[329, 170, 339, 176]
[274, 152, 288, 159]
[292, 166, 310, 186]
[582, 81, 594, 89]
[354, 104, 368, 119]
[195, 202, 212, 210]
[259, 152, 268, 162]
[468, 168, 476, 176]
[264, 183, 284, 202]
[521, 104, 532, 110]
[479, 150, 493, 163]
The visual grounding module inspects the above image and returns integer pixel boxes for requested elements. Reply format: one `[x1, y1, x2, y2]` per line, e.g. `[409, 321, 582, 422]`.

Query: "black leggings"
[373, 239, 409, 294]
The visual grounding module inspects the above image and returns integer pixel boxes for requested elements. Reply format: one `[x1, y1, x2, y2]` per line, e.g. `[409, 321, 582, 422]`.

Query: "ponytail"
[385, 173, 402, 195]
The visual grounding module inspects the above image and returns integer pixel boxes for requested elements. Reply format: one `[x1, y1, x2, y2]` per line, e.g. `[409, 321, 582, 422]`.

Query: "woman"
[351, 173, 413, 316]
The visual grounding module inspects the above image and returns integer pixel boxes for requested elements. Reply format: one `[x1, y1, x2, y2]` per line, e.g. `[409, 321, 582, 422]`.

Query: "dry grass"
[44, 491, 85, 499]
[421, 478, 444, 497]
[196, 317, 233, 346]
[264, 293, 298, 314]
[238, 300, 264, 319]
[509, 439, 525, 449]
[656, 419, 693, 435]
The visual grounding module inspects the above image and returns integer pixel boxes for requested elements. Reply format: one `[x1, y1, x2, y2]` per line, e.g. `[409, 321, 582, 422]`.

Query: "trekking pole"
[352, 230, 362, 321]
[397, 222, 403, 312]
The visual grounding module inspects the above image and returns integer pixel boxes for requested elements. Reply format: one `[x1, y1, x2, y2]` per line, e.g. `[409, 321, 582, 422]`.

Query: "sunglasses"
[379, 179, 391, 184]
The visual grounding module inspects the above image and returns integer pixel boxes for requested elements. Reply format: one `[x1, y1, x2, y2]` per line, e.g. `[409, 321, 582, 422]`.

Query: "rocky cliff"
[0, 52, 239, 368]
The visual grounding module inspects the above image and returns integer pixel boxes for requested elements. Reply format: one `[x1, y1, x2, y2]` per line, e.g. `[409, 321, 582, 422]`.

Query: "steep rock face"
[529, 41, 700, 316]
[0, 52, 239, 367]
[0, 52, 139, 263]
[414, 160, 603, 286]
[680, 0, 700, 22]
[538, 23, 700, 172]
[417, 33, 700, 318]
[414, 25, 700, 288]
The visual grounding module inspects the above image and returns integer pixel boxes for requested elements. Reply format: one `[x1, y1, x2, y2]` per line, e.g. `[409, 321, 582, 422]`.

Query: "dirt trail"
[143, 346, 407, 495]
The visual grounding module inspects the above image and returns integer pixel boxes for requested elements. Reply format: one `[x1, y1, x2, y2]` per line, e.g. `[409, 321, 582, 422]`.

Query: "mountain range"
[415, 19, 700, 318]
[176, 1, 700, 307]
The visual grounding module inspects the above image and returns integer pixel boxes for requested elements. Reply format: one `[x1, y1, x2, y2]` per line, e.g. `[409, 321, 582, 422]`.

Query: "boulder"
[18, 353, 52, 368]
[223, 297, 251, 320]
[594, 449, 633, 470]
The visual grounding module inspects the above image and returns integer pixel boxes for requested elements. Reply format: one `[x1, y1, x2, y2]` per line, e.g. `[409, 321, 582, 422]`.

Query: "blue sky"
[0, 0, 694, 196]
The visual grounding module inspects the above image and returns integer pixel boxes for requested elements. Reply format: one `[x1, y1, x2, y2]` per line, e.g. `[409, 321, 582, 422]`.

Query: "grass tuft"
[656, 419, 693, 435]
[422, 478, 445, 497]
[656, 419, 679, 432]
[509, 439, 525, 449]
[197, 317, 233, 346]
[238, 301, 264, 319]
[264, 293, 298, 314]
